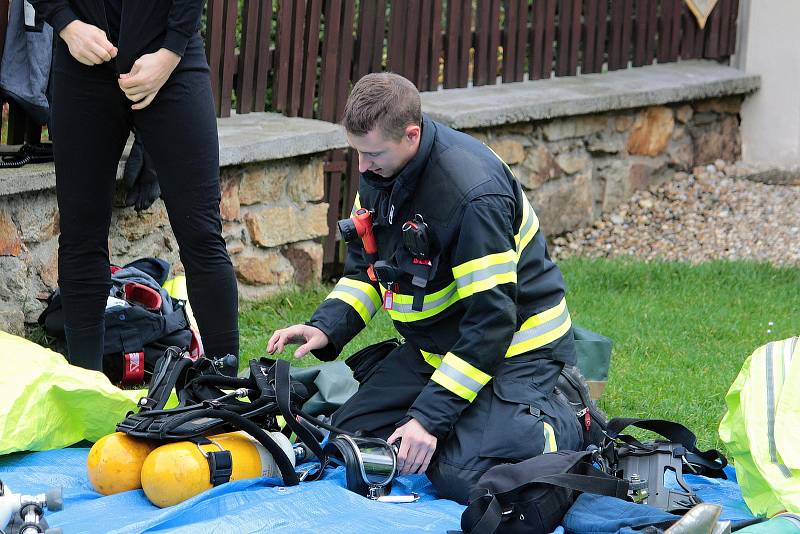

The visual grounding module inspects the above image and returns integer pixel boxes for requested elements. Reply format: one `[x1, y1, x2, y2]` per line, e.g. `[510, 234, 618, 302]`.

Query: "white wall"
[735, 0, 800, 166]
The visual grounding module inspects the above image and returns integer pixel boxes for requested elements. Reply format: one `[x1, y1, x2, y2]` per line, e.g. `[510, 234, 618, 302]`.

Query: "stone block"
[0, 308, 25, 335]
[528, 171, 593, 235]
[288, 157, 325, 202]
[675, 105, 694, 124]
[239, 165, 287, 205]
[488, 139, 526, 165]
[626, 107, 675, 156]
[113, 201, 170, 241]
[518, 143, 563, 190]
[694, 96, 742, 114]
[543, 115, 608, 141]
[667, 126, 694, 170]
[0, 210, 21, 257]
[245, 203, 329, 248]
[0, 256, 26, 302]
[555, 150, 591, 175]
[615, 115, 635, 132]
[691, 116, 740, 166]
[595, 158, 668, 212]
[587, 131, 624, 154]
[11, 193, 59, 242]
[220, 174, 241, 221]
[235, 249, 294, 285]
[36, 238, 59, 290]
[283, 241, 324, 285]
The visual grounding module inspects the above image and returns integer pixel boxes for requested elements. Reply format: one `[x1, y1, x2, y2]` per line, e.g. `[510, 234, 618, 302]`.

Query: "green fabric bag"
[0, 331, 145, 455]
[573, 325, 613, 400]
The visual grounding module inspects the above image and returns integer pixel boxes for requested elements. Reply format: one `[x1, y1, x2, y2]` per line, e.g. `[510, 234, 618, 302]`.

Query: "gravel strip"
[551, 161, 800, 267]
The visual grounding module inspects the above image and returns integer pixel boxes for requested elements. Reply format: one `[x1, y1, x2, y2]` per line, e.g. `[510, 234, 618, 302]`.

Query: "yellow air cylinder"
[140, 430, 295, 508]
[87, 432, 158, 495]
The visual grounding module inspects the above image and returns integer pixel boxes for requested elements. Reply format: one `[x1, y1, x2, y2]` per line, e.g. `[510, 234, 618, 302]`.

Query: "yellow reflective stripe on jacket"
[382, 281, 461, 322]
[350, 193, 361, 216]
[543, 422, 558, 453]
[452, 250, 518, 299]
[325, 277, 381, 325]
[515, 194, 540, 258]
[431, 352, 492, 402]
[506, 297, 572, 357]
[420, 349, 443, 369]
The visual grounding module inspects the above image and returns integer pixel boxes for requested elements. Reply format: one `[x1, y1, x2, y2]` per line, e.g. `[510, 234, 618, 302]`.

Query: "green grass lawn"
[240, 258, 800, 453]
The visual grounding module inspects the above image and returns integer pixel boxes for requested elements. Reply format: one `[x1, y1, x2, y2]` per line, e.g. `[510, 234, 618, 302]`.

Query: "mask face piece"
[324, 435, 397, 499]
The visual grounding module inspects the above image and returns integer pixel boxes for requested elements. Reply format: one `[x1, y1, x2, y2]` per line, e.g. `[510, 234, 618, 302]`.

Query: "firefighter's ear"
[404, 123, 421, 144]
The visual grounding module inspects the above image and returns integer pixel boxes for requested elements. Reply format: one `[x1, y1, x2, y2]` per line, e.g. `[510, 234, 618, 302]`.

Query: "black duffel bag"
[455, 450, 629, 534]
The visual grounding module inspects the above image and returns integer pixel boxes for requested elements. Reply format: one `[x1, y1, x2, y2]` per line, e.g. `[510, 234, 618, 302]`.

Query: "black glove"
[123, 132, 161, 212]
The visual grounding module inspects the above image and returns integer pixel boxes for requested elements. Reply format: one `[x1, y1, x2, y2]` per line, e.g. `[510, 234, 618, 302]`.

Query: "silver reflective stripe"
[455, 261, 516, 289]
[391, 284, 458, 313]
[766, 342, 793, 478]
[335, 283, 378, 317]
[509, 304, 570, 347]
[517, 205, 536, 242]
[437, 361, 484, 395]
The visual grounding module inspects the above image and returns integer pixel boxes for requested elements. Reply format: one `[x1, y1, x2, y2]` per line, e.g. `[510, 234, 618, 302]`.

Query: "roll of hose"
[87, 432, 158, 495]
[140, 431, 295, 508]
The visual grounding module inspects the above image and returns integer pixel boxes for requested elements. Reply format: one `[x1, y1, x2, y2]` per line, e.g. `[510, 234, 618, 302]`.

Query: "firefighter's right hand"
[60, 20, 117, 66]
[267, 325, 329, 358]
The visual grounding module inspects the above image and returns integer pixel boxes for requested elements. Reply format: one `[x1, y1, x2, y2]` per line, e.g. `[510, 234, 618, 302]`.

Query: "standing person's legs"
[51, 65, 130, 370]
[133, 44, 239, 365]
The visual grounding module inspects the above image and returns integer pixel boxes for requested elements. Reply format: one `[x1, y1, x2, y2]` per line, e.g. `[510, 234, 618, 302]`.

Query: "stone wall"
[0, 154, 328, 334]
[468, 96, 742, 235]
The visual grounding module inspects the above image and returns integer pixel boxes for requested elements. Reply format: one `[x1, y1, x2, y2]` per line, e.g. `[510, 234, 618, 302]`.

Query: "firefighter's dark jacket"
[30, 0, 204, 74]
[310, 116, 575, 438]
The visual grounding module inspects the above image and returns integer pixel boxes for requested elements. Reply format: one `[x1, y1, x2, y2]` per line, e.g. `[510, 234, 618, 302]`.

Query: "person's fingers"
[396, 437, 413, 474]
[89, 41, 112, 62]
[405, 443, 425, 474]
[387, 429, 401, 446]
[418, 447, 435, 474]
[294, 342, 312, 358]
[124, 89, 148, 102]
[131, 92, 156, 110]
[267, 331, 281, 354]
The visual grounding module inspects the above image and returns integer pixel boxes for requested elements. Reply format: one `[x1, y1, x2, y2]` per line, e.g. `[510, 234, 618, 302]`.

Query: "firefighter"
[268, 72, 583, 503]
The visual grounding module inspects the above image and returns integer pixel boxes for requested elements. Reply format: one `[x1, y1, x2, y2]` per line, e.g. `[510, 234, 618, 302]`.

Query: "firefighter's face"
[348, 125, 421, 178]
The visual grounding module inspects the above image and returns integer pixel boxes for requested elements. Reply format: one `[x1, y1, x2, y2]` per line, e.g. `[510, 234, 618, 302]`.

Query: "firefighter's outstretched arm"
[267, 325, 330, 358]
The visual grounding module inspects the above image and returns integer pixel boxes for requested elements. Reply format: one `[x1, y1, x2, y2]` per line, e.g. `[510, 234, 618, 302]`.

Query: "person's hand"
[118, 48, 181, 110]
[59, 20, 117, 65]
[267, 325, 329, 358]
[388, 418, 437, 475]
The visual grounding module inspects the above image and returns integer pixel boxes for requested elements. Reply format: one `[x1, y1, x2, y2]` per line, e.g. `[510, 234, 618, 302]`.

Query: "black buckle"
[207, 450, 233, 486]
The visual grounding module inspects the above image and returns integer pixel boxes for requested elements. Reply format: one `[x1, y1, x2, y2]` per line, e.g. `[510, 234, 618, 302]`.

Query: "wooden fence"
[0, 0, 740, 270]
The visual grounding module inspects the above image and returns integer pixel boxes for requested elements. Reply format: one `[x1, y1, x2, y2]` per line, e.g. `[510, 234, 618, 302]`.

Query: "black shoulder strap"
[136, 347, 193, 411]
[271, 359, 328, 480]
[461, 453, 629, 534]
[606, 418, 727, 476]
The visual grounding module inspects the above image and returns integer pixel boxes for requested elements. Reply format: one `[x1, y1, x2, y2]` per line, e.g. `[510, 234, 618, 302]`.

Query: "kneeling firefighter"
[268, 73, 585, 504]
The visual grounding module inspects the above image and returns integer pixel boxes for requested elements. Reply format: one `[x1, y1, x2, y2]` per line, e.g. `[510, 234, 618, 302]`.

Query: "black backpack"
[37, 266, 196, 386]
[455, 450, 629, 534]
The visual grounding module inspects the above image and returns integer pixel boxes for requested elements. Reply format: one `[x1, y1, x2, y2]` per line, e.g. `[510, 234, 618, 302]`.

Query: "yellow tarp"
[0, 331, 144, 454]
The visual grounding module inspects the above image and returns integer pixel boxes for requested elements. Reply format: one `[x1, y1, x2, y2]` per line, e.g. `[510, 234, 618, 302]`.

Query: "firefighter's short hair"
[342, 72, 422, 141]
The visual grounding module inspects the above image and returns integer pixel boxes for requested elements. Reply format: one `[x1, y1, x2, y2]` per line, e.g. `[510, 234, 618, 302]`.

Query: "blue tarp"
[0, 450, 754, 533]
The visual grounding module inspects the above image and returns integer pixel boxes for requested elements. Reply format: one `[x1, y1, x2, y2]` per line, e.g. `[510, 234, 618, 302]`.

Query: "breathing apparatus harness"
[117, 348, 403, 499]
[590, 418, 729, 513]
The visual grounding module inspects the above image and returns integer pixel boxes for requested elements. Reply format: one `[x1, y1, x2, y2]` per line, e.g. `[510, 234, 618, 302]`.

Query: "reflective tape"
[431, 352, 492, 402]
[452, 250, 518, 299]
[515, 194, 540, 258]
[325, 277, 381, 325]
[506, 297, 572, 357]
[543, 422, 558, 453]
[382, 281, 461, 322]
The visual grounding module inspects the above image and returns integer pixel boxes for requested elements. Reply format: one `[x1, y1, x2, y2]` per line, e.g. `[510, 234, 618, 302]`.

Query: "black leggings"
[50, 36, 239, 364]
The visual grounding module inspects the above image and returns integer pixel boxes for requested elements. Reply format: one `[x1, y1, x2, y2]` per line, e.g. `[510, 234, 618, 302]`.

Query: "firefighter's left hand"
[118, 48, 181, 110]
[388, 418, 437, 475]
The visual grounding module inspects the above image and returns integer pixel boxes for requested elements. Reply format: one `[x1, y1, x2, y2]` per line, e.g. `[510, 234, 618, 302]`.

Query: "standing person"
[31, 0, 239, 373]
[268, 72, 583, 503]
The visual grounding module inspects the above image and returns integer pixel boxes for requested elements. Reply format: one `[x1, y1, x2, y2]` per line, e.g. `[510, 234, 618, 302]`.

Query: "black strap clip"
[207, 450, 233, 486]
